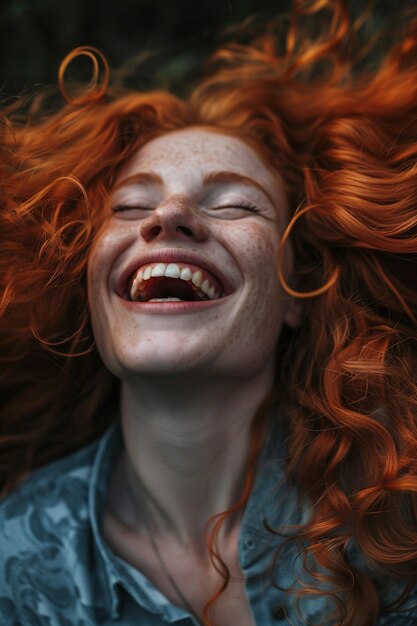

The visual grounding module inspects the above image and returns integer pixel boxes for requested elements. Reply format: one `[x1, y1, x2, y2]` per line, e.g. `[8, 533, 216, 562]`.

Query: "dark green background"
[0, 0, 412, 96]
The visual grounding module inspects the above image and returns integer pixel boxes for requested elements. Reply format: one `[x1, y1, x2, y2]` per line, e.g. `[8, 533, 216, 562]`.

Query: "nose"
[139, 196, 209, 243]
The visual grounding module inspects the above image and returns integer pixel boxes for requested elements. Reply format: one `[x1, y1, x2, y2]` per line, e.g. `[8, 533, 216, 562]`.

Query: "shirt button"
[271, 605, 286, 620]
[244, 538, 255, 549]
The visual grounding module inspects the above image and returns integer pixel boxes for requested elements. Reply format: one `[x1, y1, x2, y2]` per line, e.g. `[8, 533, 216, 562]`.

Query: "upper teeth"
[130, 263, 220, 301]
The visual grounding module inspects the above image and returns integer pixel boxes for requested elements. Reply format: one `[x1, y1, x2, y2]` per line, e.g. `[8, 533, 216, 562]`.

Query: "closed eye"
[208, 201, 261, 219]
[111, 201, 261, 222]
[112, 205, 153, 211]
[111, 205, 153, 219]
[213, 202, 259, 213]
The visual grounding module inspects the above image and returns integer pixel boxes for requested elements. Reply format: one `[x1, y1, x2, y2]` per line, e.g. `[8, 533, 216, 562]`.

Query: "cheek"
[87, 226, 126, 335]
[225, 222, 280, 293]
[222, 223, 283, 346]
[87, 220, 135, 284]
[86, 252, 109, 355]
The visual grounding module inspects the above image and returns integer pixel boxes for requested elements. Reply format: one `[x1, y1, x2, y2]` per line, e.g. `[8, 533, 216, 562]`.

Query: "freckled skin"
[87, 128, 299, 383]
[87, 129, 306, 623]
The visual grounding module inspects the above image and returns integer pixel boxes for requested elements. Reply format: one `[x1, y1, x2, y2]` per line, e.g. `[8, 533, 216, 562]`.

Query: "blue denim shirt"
[0, 422, 416, 626]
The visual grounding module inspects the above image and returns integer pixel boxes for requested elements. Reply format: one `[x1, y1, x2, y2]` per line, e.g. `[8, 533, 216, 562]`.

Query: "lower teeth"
[148, 297, 183, 302]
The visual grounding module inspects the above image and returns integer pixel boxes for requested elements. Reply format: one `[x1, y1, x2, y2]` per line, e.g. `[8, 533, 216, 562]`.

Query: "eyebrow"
[113, 171, 164, 190]
[114, 169, 275, 206]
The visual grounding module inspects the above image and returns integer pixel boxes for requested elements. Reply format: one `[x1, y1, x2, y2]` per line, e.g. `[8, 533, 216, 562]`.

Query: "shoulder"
[0, 437, 101, 624]
[376, 584, 417, 626]
[0, 435, 99, 530]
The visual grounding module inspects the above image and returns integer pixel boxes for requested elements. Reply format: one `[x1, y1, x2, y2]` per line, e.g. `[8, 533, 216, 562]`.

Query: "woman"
[1, 2, 417, 625]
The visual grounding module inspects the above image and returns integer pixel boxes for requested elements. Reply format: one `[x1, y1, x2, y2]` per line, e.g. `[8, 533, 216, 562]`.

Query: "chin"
[101, 342, 213, 380]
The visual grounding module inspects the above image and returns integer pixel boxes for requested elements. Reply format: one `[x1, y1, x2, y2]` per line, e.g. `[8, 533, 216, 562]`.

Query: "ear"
[283, 297, 305, 329]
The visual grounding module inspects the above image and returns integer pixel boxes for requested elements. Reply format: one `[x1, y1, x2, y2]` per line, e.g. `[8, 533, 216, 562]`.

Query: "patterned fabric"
[0, 422, 416, 626]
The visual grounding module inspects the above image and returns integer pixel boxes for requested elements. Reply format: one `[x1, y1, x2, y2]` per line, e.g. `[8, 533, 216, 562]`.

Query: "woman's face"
[87, 128, 300, 383]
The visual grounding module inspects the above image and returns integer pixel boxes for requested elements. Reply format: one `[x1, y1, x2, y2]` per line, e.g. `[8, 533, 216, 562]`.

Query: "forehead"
[118, 127, 282, 189]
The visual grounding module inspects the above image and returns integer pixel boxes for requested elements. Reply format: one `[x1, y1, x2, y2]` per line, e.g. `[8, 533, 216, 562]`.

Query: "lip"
[118, 296, 232, 315]
[116, 249, 235, 300]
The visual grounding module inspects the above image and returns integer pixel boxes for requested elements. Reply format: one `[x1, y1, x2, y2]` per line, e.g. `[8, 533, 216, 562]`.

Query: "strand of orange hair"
[3, 2, 417, 624]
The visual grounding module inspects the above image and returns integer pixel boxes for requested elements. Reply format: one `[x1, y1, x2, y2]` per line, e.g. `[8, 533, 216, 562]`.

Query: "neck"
[107, 370, 272, 551]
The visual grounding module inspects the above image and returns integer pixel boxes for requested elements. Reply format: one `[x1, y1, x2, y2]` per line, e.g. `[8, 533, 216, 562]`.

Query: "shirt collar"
[241, 416, 310, 537]
[87, 415, 307, 622]
[88, 421, 198, 623]
[88, 422, 122, 618]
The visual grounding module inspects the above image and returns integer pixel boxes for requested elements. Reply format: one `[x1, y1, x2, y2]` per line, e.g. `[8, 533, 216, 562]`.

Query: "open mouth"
[127, 262, 224, 303]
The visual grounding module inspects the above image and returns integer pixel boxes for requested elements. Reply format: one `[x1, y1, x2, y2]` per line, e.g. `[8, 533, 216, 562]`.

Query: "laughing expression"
[87, 128, 298, 381]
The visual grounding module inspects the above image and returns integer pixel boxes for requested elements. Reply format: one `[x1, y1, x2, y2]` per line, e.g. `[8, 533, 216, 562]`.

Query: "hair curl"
[2, 1, 417, 624]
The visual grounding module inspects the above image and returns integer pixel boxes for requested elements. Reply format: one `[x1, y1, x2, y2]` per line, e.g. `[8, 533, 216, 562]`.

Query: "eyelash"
[111, 205, 150, 213]
[111, 202, 260, 214]
[214, 201, 260, 214]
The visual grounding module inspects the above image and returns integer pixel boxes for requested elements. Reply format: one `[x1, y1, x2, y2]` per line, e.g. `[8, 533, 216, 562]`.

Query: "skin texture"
[87, 128, 302, 622]
[88, 128, 299, 379]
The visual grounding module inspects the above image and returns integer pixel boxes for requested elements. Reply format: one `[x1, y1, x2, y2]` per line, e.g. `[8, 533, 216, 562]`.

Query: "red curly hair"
[2, 1, 417, 624]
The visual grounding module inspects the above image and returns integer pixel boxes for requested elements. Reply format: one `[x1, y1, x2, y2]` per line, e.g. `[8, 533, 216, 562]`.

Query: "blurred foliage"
[0, 0, 414, 97]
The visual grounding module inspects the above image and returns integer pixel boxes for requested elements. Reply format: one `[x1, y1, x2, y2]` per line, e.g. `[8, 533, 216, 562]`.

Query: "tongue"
[138, 277, 207, 302]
